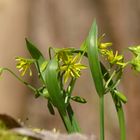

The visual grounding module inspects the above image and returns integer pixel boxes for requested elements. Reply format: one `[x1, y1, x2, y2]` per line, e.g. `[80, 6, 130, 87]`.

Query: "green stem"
[100, 96, 105, 140]
[58, 109, 74, 133]
[101, 64, 126, 140]
[67, 104, 81, 132]
[65, 78, 81, 132]
[74, 50, 126, 139]
[49, 47, 53, 60]
[3, 68, 37, 92]
[116, 103, 126, 140]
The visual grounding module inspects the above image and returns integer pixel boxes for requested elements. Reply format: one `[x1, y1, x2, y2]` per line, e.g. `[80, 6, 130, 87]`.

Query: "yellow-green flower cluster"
[56, 49, 87, 83]
[98, 37, 126, 67]
[55, 48, 74, 63]
[128, 46, 140, 72]
[15, 57, 35, 76]
[129, 46, 140, 56]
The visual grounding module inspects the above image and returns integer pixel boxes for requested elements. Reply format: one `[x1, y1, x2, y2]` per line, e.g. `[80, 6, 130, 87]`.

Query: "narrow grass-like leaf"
[87, 21, 104, 97]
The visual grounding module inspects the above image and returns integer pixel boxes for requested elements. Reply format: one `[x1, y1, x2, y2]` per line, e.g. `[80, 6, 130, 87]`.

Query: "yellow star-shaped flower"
[15, 57, 35, 76]
[60, 54, 87, 83]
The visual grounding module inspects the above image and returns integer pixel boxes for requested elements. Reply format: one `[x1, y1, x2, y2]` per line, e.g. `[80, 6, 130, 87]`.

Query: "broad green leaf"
[71, 96, 87, 104]
[87, 21, 104, 97]
[44, 57, 66, 112]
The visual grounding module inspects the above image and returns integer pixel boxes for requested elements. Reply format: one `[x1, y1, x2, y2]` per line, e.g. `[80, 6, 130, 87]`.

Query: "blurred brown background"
[0, 0, 140, 140]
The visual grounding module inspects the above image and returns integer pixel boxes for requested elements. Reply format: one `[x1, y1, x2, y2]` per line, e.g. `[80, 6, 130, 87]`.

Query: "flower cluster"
[55, 48, 74, 63]
[98, 36, 126, 67]
[56, 49, 87, 83]
[15, 57, 35, 76]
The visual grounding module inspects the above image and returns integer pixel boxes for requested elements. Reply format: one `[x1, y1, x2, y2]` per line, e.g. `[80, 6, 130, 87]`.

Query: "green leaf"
[26, 39, 45, 65]
[47, 100, 55, 115]
[44, 57, 66, 112]
[44, 58, 75, 132]
[25, 39, 46, 80]
[71, 96, 87, 104]
[87, 21, 104, 97]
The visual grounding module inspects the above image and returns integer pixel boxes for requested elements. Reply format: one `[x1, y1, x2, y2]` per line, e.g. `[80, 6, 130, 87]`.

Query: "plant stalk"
[3, 68, 37, 92]
[58, 109, 74, 133]
[100, 95, 105, 140]
[67, 104, 81, 132]
[116, 103, 126, 140]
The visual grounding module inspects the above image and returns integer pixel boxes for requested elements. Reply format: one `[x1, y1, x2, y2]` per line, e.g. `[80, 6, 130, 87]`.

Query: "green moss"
[0, 130, 34, 140]
[0, 119, 35, 140]
[0, 130, 32, 140]
[0, 120, 7, 130]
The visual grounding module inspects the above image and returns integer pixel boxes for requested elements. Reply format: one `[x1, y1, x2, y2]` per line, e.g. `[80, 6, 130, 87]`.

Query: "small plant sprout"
[0, 20, 140, 140]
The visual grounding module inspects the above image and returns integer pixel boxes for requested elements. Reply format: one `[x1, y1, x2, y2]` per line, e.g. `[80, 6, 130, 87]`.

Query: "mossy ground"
[0, 130, 33, 140]
[0, 120, 34, 140]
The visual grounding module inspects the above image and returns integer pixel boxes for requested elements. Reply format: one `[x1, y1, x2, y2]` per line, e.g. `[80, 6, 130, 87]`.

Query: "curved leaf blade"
[44, 58, 66, 112]
[87, 21, 104, 97]
[26, 39, 45, 65]
[25, 39, 46, 80]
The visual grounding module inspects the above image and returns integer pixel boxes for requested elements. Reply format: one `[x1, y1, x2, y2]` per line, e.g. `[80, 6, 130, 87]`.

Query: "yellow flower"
[99, 42, 112, 49]
[130, 56, 140, 72]
[15, 57, 35, 76]
[98, 33, 112, 50]
[128, 46, 140, 56]
[106, 50, 126, 67]
[98, 34, 126, 67]
[55, 48, 74, 63]
[60, 54, 87, 83]
[128, 46, 140, 72]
